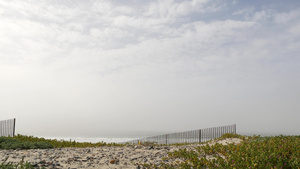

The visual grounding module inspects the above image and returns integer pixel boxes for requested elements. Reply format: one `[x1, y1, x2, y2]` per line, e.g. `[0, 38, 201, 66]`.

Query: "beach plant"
[12, 134, 123, 148]
[217, 133, 247, 140]
[0, 157, 34, 169]
[143, 134, 300, 169]
[0, 137, 53, 150]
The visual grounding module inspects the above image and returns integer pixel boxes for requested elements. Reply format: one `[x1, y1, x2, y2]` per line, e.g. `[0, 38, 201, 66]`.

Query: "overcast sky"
[1, 0, 300, 137]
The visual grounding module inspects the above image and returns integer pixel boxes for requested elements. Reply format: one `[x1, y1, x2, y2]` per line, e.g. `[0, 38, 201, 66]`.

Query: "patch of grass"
[217, 133, 248, 140]
[1, 134, 124, 150]
[143, 134, 300, 168]
[0, 137, 53, 150]
[0, 157, 34, 169]
[12, 134, 123, 148]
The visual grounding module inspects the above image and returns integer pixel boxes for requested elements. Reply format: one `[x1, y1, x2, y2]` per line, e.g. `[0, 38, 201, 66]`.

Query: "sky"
[0, 0, 300, 137]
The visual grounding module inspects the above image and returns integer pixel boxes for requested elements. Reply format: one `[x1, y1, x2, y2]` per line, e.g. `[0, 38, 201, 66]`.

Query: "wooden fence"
[0, 118, 16, 137]
[123, 124, 236, 145]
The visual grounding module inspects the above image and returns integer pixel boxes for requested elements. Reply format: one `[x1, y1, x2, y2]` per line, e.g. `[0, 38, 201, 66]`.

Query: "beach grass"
[11, 134, 123, 148]
[0, 157, 34, 169]
[143, 134, 300, 168]
[1, 134, 300, 168]
[1, 134, 123, 150]
[0, 136, 53, 150]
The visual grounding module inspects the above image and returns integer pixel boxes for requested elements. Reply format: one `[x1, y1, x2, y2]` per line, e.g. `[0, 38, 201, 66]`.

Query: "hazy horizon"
[1, 0, 300, 137]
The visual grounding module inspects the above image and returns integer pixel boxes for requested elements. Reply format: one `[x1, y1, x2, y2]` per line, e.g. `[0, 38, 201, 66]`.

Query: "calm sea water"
[42, 136, 141, 143]
[33, 131, 166, 144]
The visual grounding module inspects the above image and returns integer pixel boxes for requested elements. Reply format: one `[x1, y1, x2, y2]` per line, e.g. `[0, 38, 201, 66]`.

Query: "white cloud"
[145, 0, 211, 19]
[273, 9, 300, 24]
[248, 10, 273, 22]
[232, 7, 254, 16]
[0, 0, 300, 136]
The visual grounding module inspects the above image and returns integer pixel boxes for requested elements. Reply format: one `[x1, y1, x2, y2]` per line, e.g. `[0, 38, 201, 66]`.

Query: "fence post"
[232, 125, 235, 134]
[0, 120, 2, 136]
[13, 118, 16, 137]
[199, 129, 201, 143]
[234, 124, 236, 134]
[165, 134, 168, 145]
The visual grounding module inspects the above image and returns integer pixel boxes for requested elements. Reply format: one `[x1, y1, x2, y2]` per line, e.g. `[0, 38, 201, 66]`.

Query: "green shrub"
[1, 134, 123, 149]
[12, 134, 123, 148]
[0, 137, 19, 144]
[0, 137, 53, 150]
[218, 133, 247, 140]
[145, 135, 300, 169]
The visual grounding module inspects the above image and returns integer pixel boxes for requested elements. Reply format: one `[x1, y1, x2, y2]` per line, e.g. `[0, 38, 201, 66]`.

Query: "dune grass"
[11, 134, 123, 148]
[1, 134, 299, 168]
[0, 134, 123, 168]
[1, 134, 123, 150]
[0, 137, 53, 150]
[0, 157, 33, 169]
[143, 134, 300, 168]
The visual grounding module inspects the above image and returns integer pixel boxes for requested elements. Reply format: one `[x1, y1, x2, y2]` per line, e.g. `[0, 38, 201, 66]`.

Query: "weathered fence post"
[165, 134, 168, 145]
[199, 129, 201, 143]
[13, 118, 16, 136]
[234, 124, 236, 134]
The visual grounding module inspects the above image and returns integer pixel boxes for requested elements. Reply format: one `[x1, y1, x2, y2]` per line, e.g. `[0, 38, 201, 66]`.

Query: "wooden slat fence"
[0, 118, 16, 137]
[123, 124, 236, 145]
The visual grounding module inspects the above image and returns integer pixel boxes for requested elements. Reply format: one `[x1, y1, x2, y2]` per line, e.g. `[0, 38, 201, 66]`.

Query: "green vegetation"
[143, 134, 300, 169]
[0, 137, 53, 150]
[0, 157, 33, 169]
[1, 134, 123, 150]
[12, 134, 122, 148]
[1, 133, 300, 168]
[0, 135, 123, 168]
[217, 133, 247, 140]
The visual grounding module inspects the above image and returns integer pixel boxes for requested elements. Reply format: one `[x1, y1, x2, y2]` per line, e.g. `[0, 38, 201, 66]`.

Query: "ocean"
[32, 131, 166, 144]
[41, 136, 141, 143]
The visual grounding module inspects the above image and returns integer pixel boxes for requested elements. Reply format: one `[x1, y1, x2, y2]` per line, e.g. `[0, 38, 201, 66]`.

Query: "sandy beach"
[0, 138, 242, 169]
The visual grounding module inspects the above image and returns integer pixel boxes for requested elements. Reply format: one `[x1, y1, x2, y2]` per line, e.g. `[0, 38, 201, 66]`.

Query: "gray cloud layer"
[0, 0, 299, 137]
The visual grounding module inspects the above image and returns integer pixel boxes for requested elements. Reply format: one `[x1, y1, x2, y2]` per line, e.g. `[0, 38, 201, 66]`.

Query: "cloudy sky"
[1, 0, 299, 137]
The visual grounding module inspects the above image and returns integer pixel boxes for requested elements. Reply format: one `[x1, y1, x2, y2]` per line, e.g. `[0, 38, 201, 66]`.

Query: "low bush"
[217, 133, 247, 140]
[0, 137, 53, 150]
[12, 134, 122, 148]
[144, 135, 300, 168]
